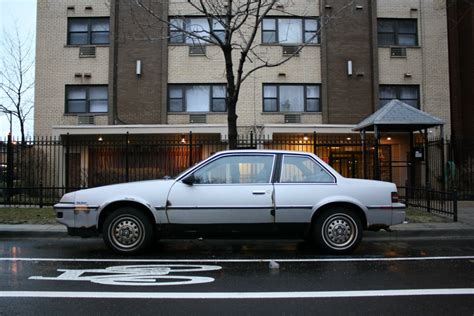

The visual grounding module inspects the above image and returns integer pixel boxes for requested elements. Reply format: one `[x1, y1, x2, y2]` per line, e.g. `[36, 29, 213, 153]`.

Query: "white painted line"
[0, 256, 474, 263]
[0, 289, 473, 299]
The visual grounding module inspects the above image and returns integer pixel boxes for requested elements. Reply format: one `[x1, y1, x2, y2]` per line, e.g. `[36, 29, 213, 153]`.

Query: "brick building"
[34, 0, 452, 187]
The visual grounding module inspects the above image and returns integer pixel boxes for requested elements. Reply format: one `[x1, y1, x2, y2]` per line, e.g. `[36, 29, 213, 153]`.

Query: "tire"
[313, 207, 363, 255]
[103, 207, 154, 254]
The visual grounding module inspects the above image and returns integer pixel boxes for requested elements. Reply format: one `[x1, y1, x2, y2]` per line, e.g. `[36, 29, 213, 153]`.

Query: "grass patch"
[405, 207, 452, 223]
[0, 207, 56, 224]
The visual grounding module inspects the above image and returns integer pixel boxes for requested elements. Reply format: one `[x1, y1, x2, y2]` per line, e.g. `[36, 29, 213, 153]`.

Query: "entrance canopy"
[352, 99, 445, 182]
[353, 99, 444, 132]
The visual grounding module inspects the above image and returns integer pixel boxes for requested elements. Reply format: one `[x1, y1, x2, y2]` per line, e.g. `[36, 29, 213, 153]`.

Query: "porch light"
[303, 134, 309, 141]
[98, 136, 103, 142]
[180, 134, 186, 144]
[136, 60, 142, 77]
[347, 60, 353, 76]
[346, 137, 351, 141]
[387, 135, 392, 141]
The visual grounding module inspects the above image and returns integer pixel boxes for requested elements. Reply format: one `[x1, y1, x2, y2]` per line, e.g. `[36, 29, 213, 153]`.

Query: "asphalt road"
[0, 236, 474, 315]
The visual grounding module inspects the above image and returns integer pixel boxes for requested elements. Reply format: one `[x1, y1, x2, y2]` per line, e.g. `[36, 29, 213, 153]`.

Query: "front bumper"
[54, 202, 99, 236]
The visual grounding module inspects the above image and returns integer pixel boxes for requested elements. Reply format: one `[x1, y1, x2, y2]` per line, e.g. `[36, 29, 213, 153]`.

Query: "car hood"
[66, 179, 175, 208]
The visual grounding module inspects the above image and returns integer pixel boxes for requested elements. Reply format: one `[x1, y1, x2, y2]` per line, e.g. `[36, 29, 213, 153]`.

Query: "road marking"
[30, 264, 222, 286]
[1, 256, 474, 263]
[0, 289, 473, 299]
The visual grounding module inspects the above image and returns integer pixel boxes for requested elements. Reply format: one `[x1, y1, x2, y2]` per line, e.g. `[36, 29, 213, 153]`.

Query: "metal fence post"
[453, 190, 458, 222]
[313, 131, 317, 155]
[189, 131, 193, 167]
[405, 186, 410, 207]
[6, 133, 13, 202]
[427, 187, 431, 213]
[440, 134, 446, 192]
[250, 131, 254, 149]
[125, 132, 129, 183]
[39, 180, 44, 209]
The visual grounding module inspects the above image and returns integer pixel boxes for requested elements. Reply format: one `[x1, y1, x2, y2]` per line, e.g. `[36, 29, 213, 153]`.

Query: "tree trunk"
[227, 99, 238, 149]
[20, 119, 26, 144]
[223, 46, 239, 149]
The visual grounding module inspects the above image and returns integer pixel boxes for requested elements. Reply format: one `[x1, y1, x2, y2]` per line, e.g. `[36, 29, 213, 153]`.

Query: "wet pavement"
[0, 237, 473, 315]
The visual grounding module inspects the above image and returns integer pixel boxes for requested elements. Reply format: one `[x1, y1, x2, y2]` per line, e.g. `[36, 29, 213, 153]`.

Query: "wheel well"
[311, 202, 367, 230]
[98, 201, 156, 233]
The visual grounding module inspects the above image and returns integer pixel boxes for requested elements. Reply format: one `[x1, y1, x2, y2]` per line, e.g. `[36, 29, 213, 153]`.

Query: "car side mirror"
[182, 174, 195, 185]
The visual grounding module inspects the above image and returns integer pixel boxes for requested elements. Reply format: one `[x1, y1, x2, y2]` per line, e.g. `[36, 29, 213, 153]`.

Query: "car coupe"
[54, 150, 405, 254]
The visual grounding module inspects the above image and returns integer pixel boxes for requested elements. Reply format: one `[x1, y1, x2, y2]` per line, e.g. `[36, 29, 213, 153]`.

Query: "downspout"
[419, 0, 426, 111]
[112, 0, 120, 124]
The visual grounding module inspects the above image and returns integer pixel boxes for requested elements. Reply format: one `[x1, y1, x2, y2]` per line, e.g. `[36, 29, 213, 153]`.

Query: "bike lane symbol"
[29, 264, 222, 286]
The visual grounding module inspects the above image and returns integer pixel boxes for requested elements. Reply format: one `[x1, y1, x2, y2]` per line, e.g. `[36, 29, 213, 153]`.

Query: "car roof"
[215, 149, 315, 155]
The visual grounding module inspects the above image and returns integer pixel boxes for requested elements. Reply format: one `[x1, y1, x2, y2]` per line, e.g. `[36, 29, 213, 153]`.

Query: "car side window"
[280, 155, 335, 183]
[192, 155, 274, 184]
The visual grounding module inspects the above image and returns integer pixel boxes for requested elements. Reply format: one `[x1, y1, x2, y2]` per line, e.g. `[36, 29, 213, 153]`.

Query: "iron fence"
[0, 132, 471, 212]
[399, 186, 458, 221]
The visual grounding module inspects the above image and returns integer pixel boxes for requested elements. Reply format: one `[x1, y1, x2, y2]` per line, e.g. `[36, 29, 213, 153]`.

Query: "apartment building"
[34, 0, 451, 187]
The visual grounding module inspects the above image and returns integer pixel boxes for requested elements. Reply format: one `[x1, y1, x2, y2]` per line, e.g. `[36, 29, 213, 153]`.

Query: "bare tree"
[0, 24, 35, 144]
[134, 0, 353, 148]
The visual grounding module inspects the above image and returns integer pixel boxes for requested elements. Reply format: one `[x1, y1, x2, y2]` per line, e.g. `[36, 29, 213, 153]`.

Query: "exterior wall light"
[136, 60, 142, 77]
[347, 60, 353, 76]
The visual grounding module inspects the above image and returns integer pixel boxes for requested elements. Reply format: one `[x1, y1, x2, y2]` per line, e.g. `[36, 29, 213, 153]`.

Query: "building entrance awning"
[352, 99, 445, 182]
[52, 124, 228, 138]
[353, 99, 444, 132]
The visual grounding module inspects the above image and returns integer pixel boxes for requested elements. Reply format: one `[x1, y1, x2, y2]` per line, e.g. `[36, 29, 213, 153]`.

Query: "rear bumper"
[391, 207, 406, 225]
[366, 203, 406, 227]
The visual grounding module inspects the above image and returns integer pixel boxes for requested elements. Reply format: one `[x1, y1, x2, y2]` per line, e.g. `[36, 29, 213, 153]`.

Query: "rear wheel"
[103, 207, 154, 254]
[313, 207, 362, 255]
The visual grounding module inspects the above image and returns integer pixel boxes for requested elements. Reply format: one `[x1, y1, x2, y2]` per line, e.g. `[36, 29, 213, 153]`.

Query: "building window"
[263, 84, 320, 112]
[379, 85, 419, 109]
[377, 19, 418, 46]
[262, 18, 319, 44]
[168, 84, 227, 112]
[66, 85, 108, 113]
[68, 17, 110, 45]
[169, 17, 225, 44]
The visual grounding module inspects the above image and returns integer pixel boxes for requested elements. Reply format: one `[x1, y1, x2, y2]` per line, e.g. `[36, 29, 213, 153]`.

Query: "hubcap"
[322, 214, 357, 250]
[109, 216, 144, 249]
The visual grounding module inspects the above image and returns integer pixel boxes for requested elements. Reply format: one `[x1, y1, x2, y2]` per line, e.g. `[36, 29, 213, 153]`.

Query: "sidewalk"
[0, 202, 473, 239]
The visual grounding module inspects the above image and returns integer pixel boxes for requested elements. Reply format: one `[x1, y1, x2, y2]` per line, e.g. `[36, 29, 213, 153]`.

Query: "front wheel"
[313, 208, 363, 255]
[103, 207, 154, 254]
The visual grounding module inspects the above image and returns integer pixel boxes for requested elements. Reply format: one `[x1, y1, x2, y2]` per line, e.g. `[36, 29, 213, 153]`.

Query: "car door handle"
[252, 190, 266, 195]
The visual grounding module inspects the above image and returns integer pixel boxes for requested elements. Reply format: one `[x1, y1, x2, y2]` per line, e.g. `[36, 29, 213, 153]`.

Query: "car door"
[166, 153, 276, 234]
[274, 154, 337, 233]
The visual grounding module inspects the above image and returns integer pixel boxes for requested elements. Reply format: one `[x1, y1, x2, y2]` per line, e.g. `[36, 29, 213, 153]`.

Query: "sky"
[0, 0, 36, 139]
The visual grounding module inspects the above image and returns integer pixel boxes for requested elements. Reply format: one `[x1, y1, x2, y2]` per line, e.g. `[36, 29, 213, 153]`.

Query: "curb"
[364, 229, 474, 240]
[0, 230, 70, 238]
[0, 225, 68, 238]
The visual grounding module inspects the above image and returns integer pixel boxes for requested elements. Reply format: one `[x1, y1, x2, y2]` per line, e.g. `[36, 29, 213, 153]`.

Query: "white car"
[54, 150, 405, 255]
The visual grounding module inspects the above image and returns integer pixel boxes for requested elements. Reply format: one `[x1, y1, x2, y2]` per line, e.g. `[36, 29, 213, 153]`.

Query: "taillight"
[391, 192, 399, 203]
